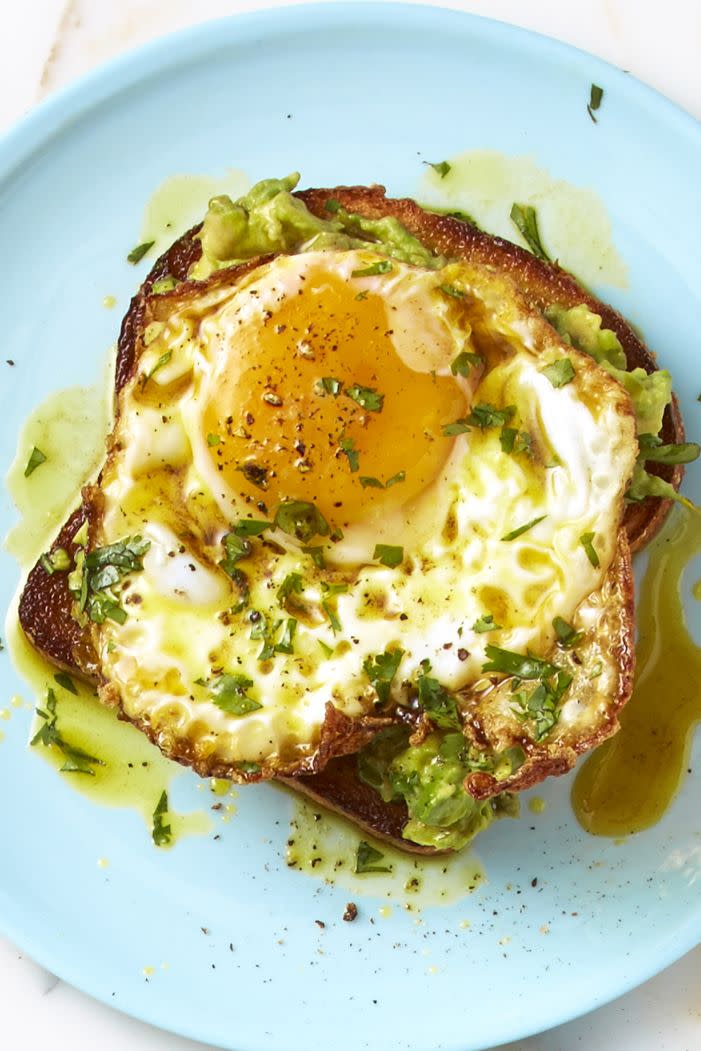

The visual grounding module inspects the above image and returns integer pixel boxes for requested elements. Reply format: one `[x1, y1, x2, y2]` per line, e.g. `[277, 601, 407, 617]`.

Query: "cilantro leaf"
[416, 660, 461, 730]
[501, 515, 547, 542]
[351, 260, 393, 278]
[500, 427, 532, 455]
[363, 647, 404, 704]
[373, 544, 404, 568]
[275, 618, 297, 655]
[482, 645, 560, 680]
[54, 672, 78, 695]
[553, 616, 584, 649]
[587, 83, 604, 123]
[210, 673, 262, 716]
[127, 240, 155, 264]
[277, 571, 304, 604]
[340, 436, 360, 472]
[220, 531, 251, 575]
[274, 500, 331, 542]
[355, 840, 392, 874]
[233, 519, 271, 537]
[439, 284, 465, 299]
[450, 350, 483, 377]
[472, 614, 501, 633]
[322, 600, 341, 634]
[345, 384, 384, 412]
[24, 446, 47, 477]
[207, 433, 221, 446]
[142, 349, 173, 384]
[31, 688, 104, 775]
[152, 790, 171, 847]
[443, 403, 515, 435]
[541, 359, 576, 388]
[425, 160, 451, 179]
[580, 532, 600, 568]
[320, 376, 342, 395]
[510, 203, 550, 261]
[360, 471, 405, 490]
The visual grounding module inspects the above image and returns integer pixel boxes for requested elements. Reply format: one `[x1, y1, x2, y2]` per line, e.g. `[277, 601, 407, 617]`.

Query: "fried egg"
[90, 248, 637, 778]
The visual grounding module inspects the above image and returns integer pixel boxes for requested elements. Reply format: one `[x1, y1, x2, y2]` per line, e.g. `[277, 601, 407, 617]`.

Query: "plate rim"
[1, 4, 700, 1050]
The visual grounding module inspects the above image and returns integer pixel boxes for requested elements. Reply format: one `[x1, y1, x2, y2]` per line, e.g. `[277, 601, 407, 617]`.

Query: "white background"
[1, 2, 700, 1049]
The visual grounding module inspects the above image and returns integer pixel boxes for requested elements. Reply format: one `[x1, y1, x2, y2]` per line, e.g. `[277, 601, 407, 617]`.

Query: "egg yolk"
[201, 262, 467, 528]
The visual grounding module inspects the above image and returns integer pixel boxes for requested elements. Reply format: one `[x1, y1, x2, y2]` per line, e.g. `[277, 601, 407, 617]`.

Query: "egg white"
[93, 249, 637, 771]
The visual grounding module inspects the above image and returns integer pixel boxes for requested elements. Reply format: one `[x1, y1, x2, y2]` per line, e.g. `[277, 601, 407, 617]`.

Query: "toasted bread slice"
[17, 184, 682, 851]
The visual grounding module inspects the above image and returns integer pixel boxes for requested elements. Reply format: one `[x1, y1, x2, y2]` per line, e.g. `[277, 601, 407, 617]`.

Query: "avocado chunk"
[192, 173, 438, 278]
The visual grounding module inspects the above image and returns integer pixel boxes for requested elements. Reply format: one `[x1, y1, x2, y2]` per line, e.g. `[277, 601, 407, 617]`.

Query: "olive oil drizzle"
[572, 508, 701, 836]
[4, 382, 210, 845]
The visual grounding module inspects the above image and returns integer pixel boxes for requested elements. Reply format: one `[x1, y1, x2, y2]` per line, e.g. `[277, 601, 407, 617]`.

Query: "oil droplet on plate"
[572, 507, 701, 836]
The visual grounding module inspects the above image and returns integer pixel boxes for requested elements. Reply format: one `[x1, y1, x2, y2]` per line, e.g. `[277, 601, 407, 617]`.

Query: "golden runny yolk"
[202, 263, 467, 528]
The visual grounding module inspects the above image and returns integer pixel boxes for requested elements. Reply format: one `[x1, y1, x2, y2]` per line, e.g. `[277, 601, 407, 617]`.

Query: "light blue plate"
[1, 5, 700, 1050]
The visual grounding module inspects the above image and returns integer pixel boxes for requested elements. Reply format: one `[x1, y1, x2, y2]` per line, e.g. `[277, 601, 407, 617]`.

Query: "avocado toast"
[17, 175, 694, 854]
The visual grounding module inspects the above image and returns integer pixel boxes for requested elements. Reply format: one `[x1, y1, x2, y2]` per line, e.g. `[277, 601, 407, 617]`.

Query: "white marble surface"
[1, 2, 701, 1049]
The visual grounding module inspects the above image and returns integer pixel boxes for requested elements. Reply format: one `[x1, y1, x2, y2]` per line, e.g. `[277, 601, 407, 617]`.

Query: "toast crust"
[16, 183, 684, 852]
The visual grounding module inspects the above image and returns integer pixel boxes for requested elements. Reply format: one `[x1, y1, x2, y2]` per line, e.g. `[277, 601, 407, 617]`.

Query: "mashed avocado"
[545, 303, 699, 506]
[358, 727, 519, 850]
[191, 173, 439, 279]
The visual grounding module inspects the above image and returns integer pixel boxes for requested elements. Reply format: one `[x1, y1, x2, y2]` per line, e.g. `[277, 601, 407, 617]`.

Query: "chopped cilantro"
[318, 640, 334, 659]
[220, 531, 251, 575]
[320, 376, 342, 396]
[513, 670, 572, 740]
[500, 427, 532, 455]
[472, 614, 501, 633]
[233, 519, 271, 537]
[322, 600, 341, 634]
[541, 359, 576, 388]
[127, 240, 155, 264]
[274, 500, 330, 542]
[277, 571, 304, 604]
[553, 616, 584, 649]
[235, 760, 262, 775]
[345, 384, 384, 412]
[482, 645, 560, 681]
[443, 403, 515, 435]
[363, 648, 404, 704]
[373, 544, 403, 568]
[71, 536, 150, 626]
[416, 659, 461, 730]
[143, 349, 173, 384]
[425, 160, 451, 179]
[587, 83, 604, 123]
[510, 203, 550, 261]
[302, 545, 326, 569]
[151, 276, 177, 294]
[501, 515, 547, 542]
[360, 471, 405, 490]
[439, 284, 465, 299]
[24, 446, 47, 477]
[450, 350, 483, 377]
[340, 436, 360, 472]
[152, 790, 171, 847]
[207, 433, 221, 446]
[355, 840, 392, 874]
[325, 198, 340, 213]
[31, 688, 104, 776]
[580, 532, 600, 568]
[209, 673, 262, 716]
[351, 260, 393, 278]
[54, 672, 78, 695]
[275, 618, 297, 655]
